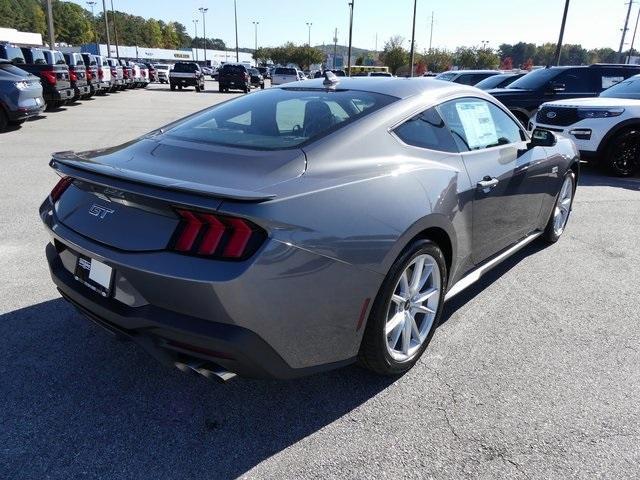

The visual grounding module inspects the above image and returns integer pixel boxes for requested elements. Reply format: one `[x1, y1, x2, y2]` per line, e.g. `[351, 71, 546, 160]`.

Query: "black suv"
[218, 64, 250, 93]
[489, 64, 640, 126]
[169, 62, 205, 92]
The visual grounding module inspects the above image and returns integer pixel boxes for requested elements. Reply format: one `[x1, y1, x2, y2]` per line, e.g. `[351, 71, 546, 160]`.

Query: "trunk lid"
[51, 137, 305, 251]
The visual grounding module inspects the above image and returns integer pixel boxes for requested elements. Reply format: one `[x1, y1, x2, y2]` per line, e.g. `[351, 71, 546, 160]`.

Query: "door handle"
[477, 176, 499, 192]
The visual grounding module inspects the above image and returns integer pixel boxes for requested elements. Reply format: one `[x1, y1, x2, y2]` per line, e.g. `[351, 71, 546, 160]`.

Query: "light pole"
[553, 0, 570, 65]
[234, 0, 239, 62]
[101, 0, 110, 56]
[333, 28, 338, 69]
[193, 19, 199, 62]
[45, 0, 55, 48]
[347, 1, 354, 76]
[618, 0, 634, 63]
[306, 22, 312, 70]
[110, 0, 119, 59]
[428, 11, 434, 53]
[628, 6, 640, 63]
[86, 1, 96, 43]
[199, 7, 208, 65]
[252, 21, 259, 65]
[409, 0, 417, 77]
[306, 22, 312, 46]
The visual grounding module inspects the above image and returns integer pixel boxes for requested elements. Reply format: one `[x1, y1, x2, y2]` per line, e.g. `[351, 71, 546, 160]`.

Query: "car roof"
[441, 70, 498, 75]
[276, 77, 478, 100]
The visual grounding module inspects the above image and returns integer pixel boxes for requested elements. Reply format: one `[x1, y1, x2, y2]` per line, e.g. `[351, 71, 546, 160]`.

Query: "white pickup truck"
[169, 62, 206, 92]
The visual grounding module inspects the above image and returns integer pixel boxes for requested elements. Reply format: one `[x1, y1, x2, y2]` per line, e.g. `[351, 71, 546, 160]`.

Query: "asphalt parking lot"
[1, 81, 639, 480]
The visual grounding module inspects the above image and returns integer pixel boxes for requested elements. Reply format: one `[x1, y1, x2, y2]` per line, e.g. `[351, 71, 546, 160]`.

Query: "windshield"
[475, 74, 512, 89]
[3, 46, 25, 63]
[435, 72, 456, 81]
[507, 68, 562, 90]
[174, 63, 198, 72]
[166, 88, 397, 150]
[600, 77, 640, 99]
[275, 68, 297, 76]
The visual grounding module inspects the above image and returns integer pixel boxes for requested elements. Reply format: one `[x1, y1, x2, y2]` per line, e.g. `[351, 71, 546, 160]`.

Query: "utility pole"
[375, 33, 378, 53]
[193, 19, 199, 62]
[618, 0, 634, 63]
[429, 11, 434, 52]
[347, 1, 354, 76]
[102, 0, 111, 56]
[199, 7, 208, 65]
[45, 0, 55, 48]
[628, 6, 640, 63]
[87, 1, 97, 43]
[553, 0, 570, 65]
[234, 0, 239, 62]
[409, 0, 417, 77]
[110, 0, 119, 59]
[253, 21, 259, 65]
[333, 28, 338, 69]
[306, 22, 312, 46]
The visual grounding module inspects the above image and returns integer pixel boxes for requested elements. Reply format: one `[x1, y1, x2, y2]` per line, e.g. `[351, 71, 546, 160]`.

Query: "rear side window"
[275, 68, 297, 76]
[166, 88, 397, 150]
[394, 108, 459, 153]
[3, 46, 25, 63]
[553, 69, 593, 93]
[27, 48, 46, 64]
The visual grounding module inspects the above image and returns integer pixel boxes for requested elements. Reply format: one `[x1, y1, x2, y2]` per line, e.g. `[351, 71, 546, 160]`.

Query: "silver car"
[0, 59, 44, 131]
[40, 76, 578, 380]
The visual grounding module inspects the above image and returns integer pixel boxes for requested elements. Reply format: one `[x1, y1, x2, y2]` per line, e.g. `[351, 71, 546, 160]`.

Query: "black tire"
[542, 169, 576, 243]
[260, 83, 265, 90]
[195, 85, 201, 92]
[170, 84, 175, 91]
[178, 85, 183, 91]
[605, 128, 640, 177]
[0, 109, 8, 132]
[358, 239, 448, 376]
[218, 85, 223, 93]
[244, 86, 250, 93]
[200, 83, 205, 91]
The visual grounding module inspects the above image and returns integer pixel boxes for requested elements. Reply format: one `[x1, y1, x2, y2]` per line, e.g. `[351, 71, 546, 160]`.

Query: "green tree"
[423, 48, 453, 72]
[161, 21, 179, 49]
[453, 46, 476, 68]
[52, 1, 93, 44]
[141, 19, 163, 47]
[380, 36, 408, 75]
[475, 47, 499, 69]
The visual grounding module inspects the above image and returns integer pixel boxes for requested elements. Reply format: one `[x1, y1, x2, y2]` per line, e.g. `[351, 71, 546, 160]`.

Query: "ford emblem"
[546, 111, 557, 119]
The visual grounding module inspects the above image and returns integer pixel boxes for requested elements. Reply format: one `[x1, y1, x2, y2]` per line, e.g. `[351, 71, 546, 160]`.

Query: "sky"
[73, 0, 635, 52]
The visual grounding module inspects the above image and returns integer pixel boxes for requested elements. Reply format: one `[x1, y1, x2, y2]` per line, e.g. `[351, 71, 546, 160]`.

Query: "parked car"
[154, 63, 169, 83]
[106, 58, 124, 91]
[127, 61, 142, 87]
[0, 44, 72, 110]
[62, 52, 90, 101]
[474, 72, 525, 90]
[41, 77, 578, 380]
[94, 55, 112, 93]
[80, 53, 102, 97]
[248, 68, 265, 89]
[435, 69, 500, 85]
[169, 62, 205, 92]
[489, 64, 640, 126]
[217, 63, 249, 93]
[313, 69, 347, 79]
[531, 74, 640, 176]
[137, 63, 149, 88]
[115, 59, 133, 89]
[257, 66, 270, 79]
[0, 59, 44, 131]
[272, 66, 301, 85]
[144, 63, 158, 83]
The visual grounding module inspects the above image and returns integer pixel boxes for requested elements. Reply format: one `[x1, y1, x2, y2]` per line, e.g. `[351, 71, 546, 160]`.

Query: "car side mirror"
[529, 128, 557, 148]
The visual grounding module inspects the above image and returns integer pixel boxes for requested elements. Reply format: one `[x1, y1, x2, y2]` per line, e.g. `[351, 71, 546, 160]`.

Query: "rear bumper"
[7, 103, 44, 121]
[170, 77, 200, 86]
[45, 88, 74, 102]
[40, 200, 379, 379]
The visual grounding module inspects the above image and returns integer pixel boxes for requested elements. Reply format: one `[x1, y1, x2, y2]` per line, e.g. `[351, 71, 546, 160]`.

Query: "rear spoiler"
[50, 151, 276, 202]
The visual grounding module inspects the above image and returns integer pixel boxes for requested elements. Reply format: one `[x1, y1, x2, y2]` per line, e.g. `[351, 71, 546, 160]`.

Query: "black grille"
[536, 106, 579, 127]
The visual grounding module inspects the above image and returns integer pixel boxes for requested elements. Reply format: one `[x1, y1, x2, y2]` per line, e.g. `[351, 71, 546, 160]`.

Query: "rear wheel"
[358, 239, 447, 375]
[195, 85, 201, 92]
[605, 128, 640, 177]
[543, 170, 575, 243]
[218, 85, 224, 93]
[178, 85, 183, 91]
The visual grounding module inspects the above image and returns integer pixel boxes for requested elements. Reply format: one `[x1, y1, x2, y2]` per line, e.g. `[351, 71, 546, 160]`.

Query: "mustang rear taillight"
[50, 176, 73, 202]
[171, 209, 265, 260]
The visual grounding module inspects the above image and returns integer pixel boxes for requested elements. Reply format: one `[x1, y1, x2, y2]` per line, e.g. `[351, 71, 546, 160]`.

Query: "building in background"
[0, 27, 42, 46]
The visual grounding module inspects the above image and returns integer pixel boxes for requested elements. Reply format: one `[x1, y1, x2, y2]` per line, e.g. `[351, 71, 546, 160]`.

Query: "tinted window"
[455, 73, 496, 85]
[601, 77, 640, 99]
[438, 98, 523, 151]
[2, 46, 25, 63]
[508, 68, 563, 90]
[174, 63, 198, 72]
[475, 74, 513, 89]
[222, 65, 246, 74]
[166, 88, 397, 150]
[553, 69, 593, 92]
[53, 51, 65, 65]
[26, 48, 46, 64]
[275, 68, 297, 76]
[394, 107, 458, 153]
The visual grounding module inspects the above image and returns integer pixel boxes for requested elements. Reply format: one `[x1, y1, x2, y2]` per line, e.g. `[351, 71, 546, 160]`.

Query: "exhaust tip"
[175, 361, 237, 383]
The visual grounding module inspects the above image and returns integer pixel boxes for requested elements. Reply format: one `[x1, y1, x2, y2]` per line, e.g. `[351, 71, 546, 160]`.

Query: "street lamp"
[86, 1, 97, 43]
[252, 21, 259, 65]
[234, 0, 239, 62]
[306, 22, 312, 46]
[193, 19, 199, 62]
[101, 0, 110, 56]
[199, 7, 208, 65]
[347, 1, 354, 76]
[86, 1, 96, 15]
[110, 0, 119, 59]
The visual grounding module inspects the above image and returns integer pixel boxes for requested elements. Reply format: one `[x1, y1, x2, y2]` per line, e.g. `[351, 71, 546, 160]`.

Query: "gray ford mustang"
[40, 75, 579, 380]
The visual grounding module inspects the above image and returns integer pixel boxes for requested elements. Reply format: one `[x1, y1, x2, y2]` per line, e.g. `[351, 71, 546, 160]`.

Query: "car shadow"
[578, 163, 640, 190]
[0, 298, 396, 479]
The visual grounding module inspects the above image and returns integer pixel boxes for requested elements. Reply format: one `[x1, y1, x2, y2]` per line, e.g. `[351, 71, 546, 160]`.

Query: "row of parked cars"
[0, 43, 157, 132]
[436, 64, 640, 176]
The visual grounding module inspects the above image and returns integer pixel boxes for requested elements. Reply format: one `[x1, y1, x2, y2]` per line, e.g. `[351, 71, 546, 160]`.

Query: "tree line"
[254, 43, 325, 69]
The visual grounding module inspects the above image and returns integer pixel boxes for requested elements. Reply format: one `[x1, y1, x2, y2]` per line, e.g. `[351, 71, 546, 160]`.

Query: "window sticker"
[602, 76, 624, 89]
[455, 101, 498, 149]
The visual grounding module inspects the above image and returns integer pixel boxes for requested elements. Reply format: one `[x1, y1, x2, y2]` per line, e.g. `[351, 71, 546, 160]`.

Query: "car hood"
[53, 135, 306, 200]
[541, 97, 640, 108]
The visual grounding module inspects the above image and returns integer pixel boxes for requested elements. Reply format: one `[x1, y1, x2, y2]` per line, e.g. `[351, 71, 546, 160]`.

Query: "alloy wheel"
[384, 254, 441, 362]
[553, 175, 574, 236]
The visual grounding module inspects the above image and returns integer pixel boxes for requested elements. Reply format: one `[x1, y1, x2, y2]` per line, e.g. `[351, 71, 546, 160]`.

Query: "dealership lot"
[1, 82, 639, 479]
